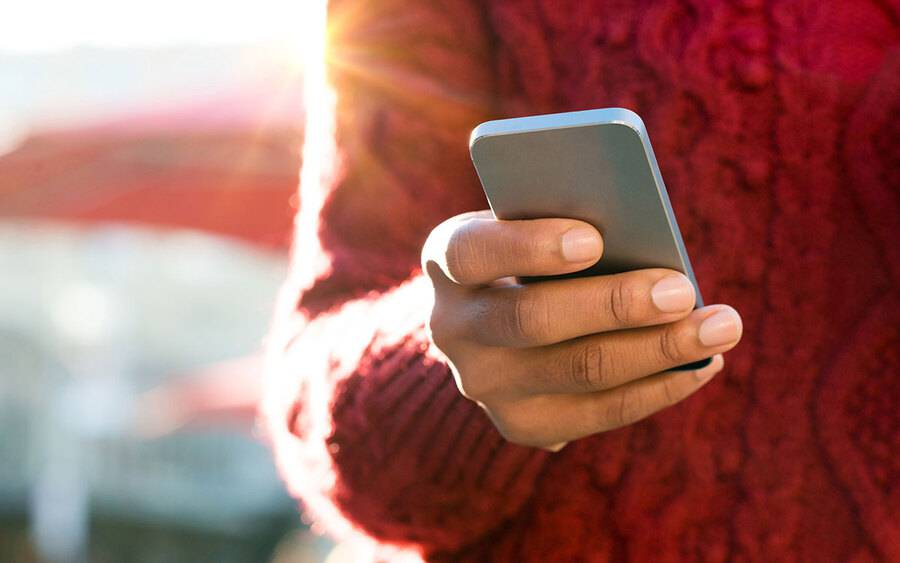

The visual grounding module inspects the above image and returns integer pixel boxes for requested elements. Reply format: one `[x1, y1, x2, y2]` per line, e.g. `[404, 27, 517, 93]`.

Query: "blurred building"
[0, 42, 328, 562]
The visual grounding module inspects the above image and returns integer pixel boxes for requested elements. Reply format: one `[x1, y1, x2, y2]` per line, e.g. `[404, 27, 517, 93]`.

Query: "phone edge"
[469, 107, 704, 307]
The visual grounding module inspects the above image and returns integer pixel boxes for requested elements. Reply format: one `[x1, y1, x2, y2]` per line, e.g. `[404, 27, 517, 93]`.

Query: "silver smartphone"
[469, 107, 710, 370]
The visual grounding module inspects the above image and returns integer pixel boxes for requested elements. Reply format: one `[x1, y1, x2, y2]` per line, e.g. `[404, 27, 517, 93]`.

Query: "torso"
[320, 1, 900, 558]
[464, 1, 900, 559]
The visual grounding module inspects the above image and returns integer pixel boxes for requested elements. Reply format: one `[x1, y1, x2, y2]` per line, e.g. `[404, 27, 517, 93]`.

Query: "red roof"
[0, 96, 303, 250]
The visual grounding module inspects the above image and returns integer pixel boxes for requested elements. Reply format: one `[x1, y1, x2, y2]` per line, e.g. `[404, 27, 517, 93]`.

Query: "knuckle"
[423, 218, 456, 273]
[427, 312, 452, 351]
[445, 224, 482, 283]
[660, 376, 683, 406]
[427, 302, 464, 352]
[606, 279, 634, 325]
[494, 421, 528, 446]
[609, 386, 645, 430]
[568, 343, 610, 391]
[511, 295, 534, 342]
[453, 368, 488, 402]
[491, 411, 538, 447]
[657, 325, 686, 364]
[501, 292, 550, 345]
[451, 357, 500, 403]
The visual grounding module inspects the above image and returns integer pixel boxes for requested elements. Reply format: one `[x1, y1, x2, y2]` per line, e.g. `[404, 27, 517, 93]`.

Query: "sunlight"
[292, 0, 337, 292]
[1, 0, 308, 52]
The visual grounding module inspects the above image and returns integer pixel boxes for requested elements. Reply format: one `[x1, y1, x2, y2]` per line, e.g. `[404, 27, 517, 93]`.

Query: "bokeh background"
[0, 2, 331, 561]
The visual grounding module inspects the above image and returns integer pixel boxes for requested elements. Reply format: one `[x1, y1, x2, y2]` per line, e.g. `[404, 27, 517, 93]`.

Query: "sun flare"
[292, 0, 337, 291]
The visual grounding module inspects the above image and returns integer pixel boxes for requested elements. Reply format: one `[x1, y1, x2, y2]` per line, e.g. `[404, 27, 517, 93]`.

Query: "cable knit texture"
[263, 0, 900, 560]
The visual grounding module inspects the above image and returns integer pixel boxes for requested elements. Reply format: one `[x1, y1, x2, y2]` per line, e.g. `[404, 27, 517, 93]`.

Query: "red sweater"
[262, 1, 900, 560]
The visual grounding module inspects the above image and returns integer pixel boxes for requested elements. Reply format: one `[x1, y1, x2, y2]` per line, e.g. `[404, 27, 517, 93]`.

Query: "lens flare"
[288, 0, 337, 295]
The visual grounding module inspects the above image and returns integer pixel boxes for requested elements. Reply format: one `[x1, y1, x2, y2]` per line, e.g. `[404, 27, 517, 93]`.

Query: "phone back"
[469, 107, 703, 305]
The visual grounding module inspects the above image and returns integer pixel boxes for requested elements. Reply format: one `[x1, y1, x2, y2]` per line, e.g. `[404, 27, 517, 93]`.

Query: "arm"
[263, 277, 548, 556]
[297, 0, 497, 315]
[263, 0, 547, 556]
[264, 0, 743, 557]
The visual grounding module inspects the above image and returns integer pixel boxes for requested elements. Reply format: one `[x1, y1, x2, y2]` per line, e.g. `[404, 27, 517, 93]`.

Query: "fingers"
[519, 305, 740, 394]
[422, 211, 743, 449]
[466, 269, 698, 347]
[422, 212, 603, 286]
[454, 305, 741, 399]
[486, 355, 725, 448]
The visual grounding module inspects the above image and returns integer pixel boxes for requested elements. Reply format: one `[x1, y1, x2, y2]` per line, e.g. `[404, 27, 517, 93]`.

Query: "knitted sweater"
[263, 1, 900, 560]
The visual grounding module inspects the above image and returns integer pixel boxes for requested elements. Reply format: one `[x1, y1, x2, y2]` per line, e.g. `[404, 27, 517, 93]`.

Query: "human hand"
[422, 211, 742, 450]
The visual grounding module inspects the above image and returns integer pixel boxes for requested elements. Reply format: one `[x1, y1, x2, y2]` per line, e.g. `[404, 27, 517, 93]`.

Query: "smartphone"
[469, 107, 711, 371]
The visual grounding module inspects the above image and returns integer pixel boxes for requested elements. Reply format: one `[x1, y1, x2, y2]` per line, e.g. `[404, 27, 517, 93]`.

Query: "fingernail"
[695, 354, 724, 381]
[650, 275, 695, 313]
[561, 227, 602, 262]
[698, 308, 743, 347]
[545, 441, 568, 452]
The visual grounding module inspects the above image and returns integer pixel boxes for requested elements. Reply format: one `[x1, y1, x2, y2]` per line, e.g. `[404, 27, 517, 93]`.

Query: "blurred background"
[0, 1, 332, 561]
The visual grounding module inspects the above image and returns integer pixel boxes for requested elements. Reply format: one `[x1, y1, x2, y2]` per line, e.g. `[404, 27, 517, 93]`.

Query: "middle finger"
[468, 268, 698, 347]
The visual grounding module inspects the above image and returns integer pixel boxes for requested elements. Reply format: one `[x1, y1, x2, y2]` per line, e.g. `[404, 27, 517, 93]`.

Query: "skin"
[422, 211, 743, 450]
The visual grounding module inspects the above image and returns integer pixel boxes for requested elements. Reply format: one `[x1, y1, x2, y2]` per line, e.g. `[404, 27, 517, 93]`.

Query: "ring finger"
[487, 355, 725, 448]
[500, 305, 742, 396]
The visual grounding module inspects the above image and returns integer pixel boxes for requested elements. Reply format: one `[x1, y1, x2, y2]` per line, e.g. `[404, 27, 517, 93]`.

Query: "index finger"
[422, 211, 604, 286]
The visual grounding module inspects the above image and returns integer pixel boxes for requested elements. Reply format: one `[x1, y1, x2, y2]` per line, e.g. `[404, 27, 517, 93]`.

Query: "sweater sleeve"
[298, 0, 499, 315]
[263, 277, 548, 557]
[262, 0, 548, 558]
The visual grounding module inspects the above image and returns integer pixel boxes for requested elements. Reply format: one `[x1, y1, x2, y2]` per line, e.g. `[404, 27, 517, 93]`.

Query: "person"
[262, 1, 900, 560]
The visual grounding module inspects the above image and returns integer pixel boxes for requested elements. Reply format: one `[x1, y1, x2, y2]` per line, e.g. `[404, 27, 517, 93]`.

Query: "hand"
[422, 210, 743, 450]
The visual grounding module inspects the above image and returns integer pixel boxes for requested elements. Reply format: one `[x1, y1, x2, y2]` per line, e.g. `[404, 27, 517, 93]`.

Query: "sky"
[1, 0, 309, 52]
[0, 1, 317, 152]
